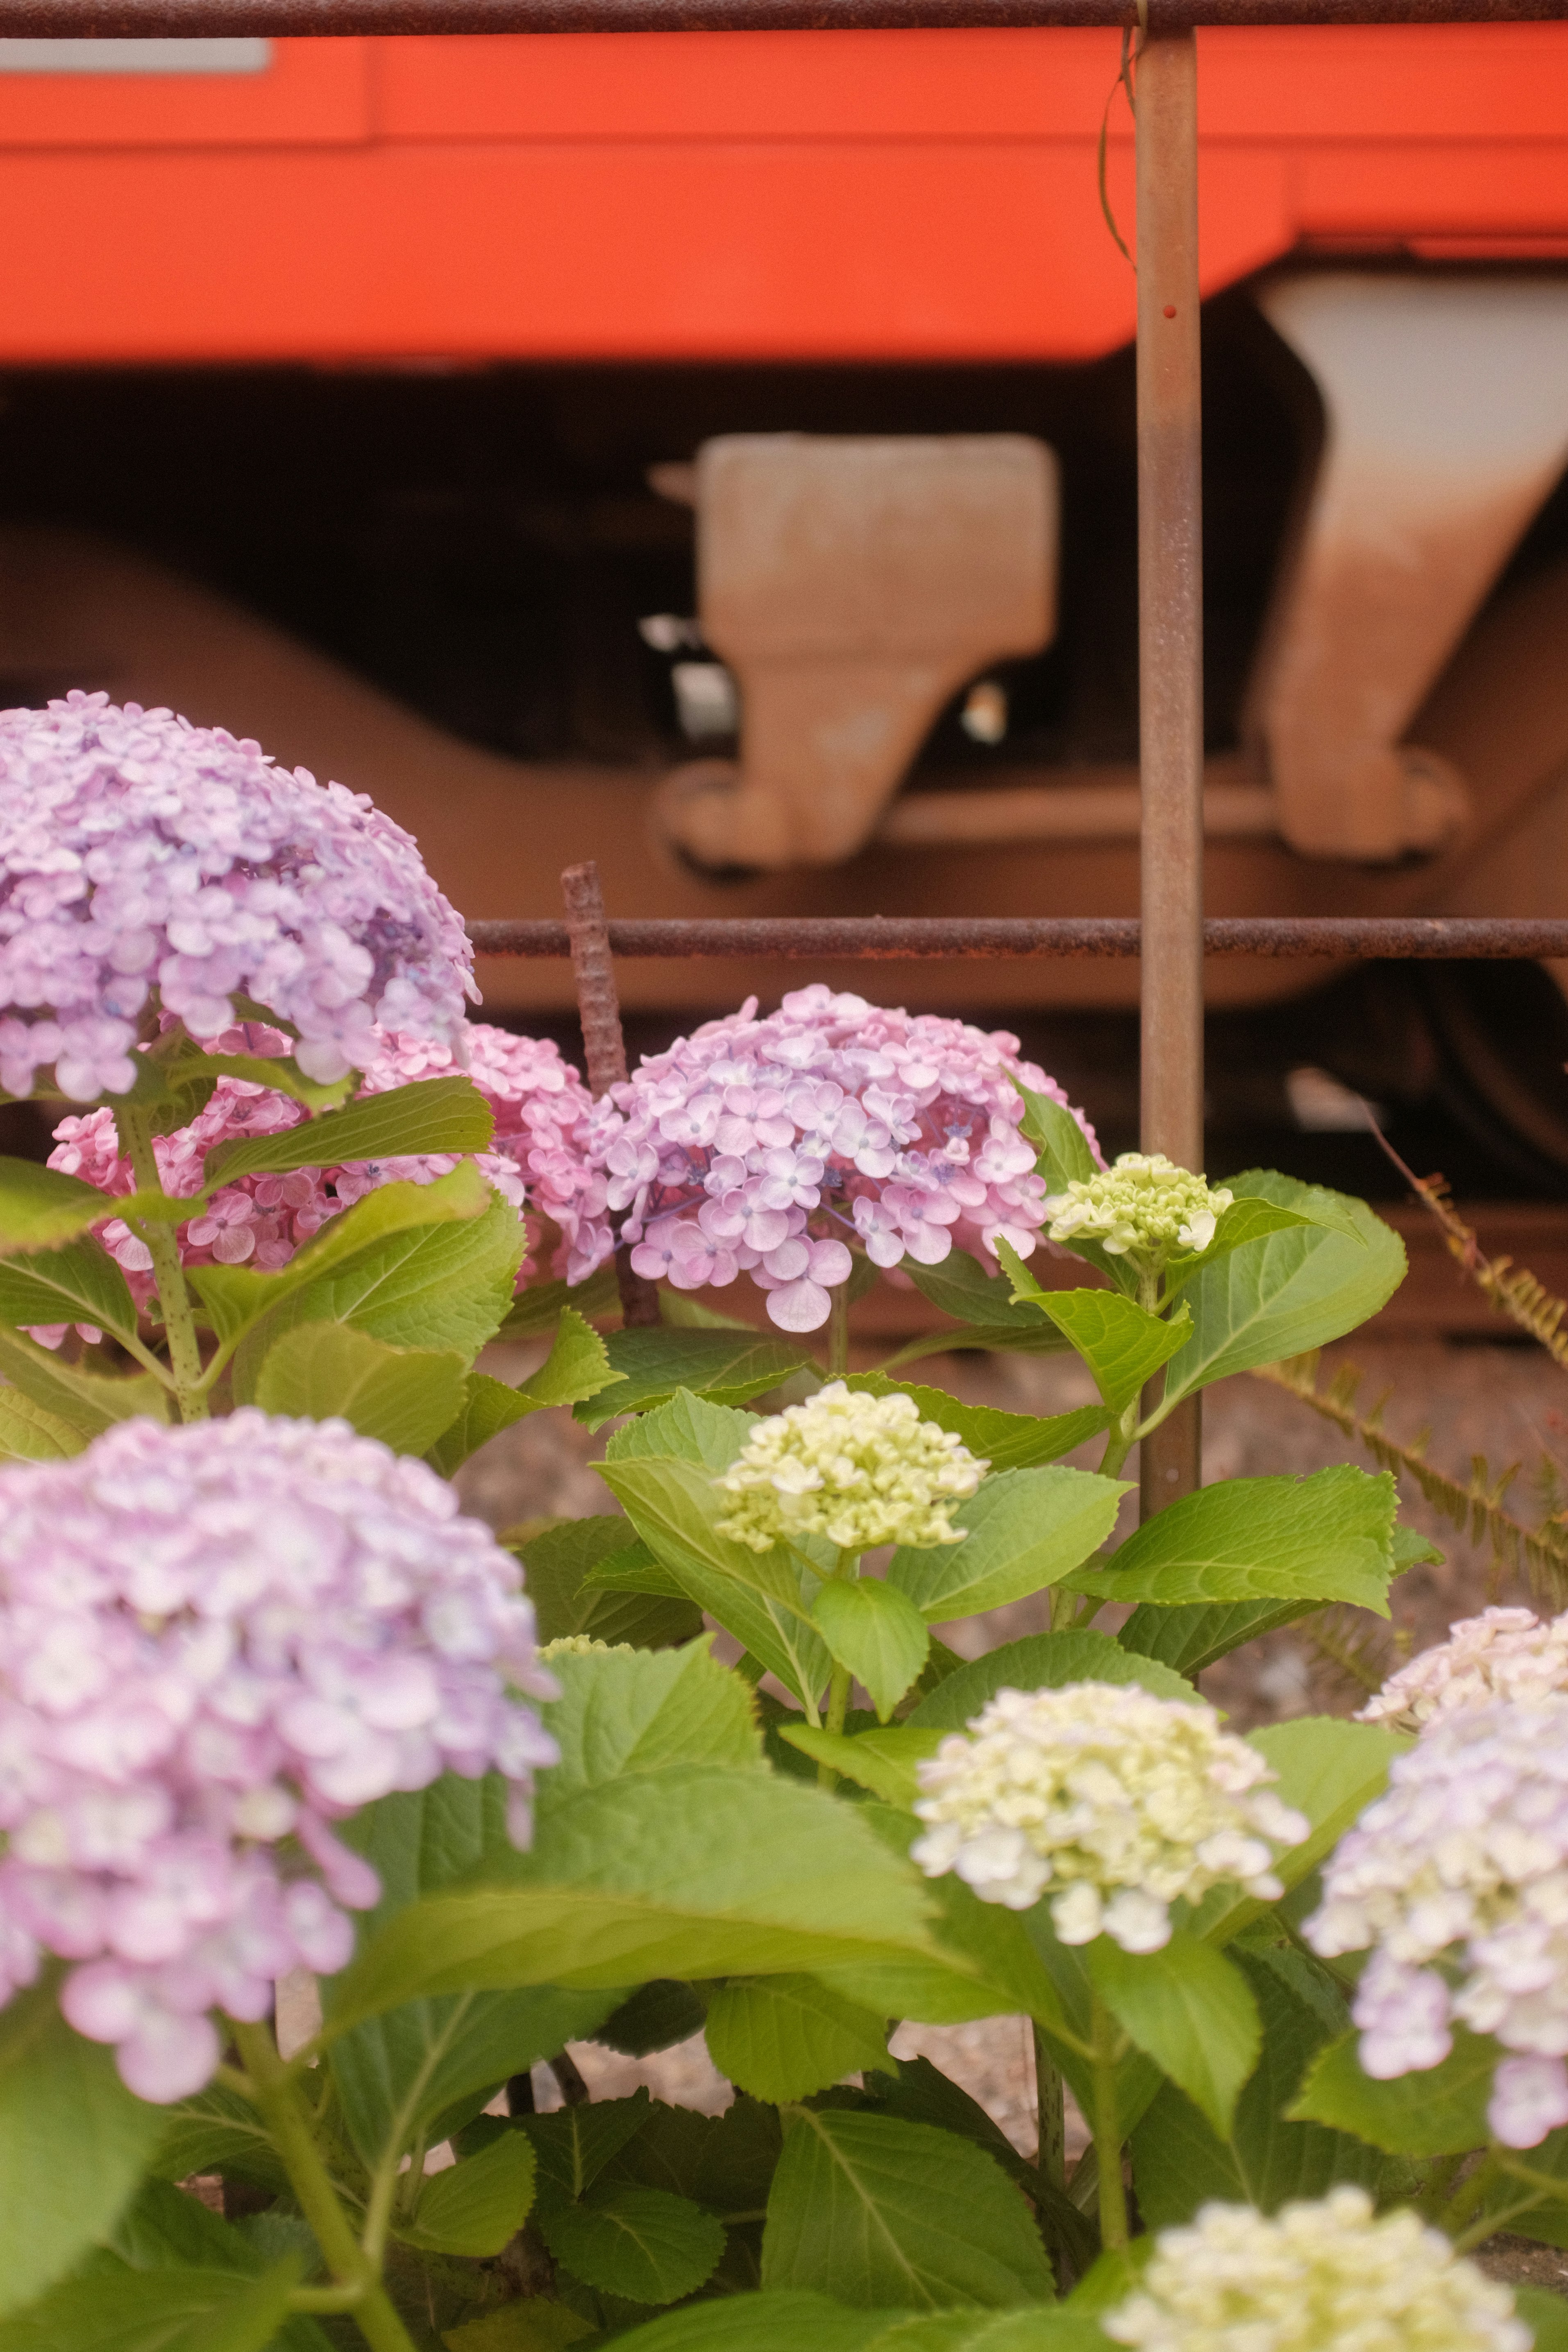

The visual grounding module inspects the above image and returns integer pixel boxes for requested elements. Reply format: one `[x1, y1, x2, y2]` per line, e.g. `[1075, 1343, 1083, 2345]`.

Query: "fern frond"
[1368, 1127, 1568, 1368]
[1296, 1603, 1398, 1700]
[1253, 1353, 1568, 1604]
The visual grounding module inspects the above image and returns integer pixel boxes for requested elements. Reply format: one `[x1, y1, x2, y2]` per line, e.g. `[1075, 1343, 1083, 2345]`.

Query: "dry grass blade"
[1253, 1353, 1568, 1605]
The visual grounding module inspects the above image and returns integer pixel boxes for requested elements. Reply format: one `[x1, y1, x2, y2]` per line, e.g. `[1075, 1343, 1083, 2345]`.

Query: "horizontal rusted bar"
[0, 0, 1562, 32]
[466, 914, 1568, 960]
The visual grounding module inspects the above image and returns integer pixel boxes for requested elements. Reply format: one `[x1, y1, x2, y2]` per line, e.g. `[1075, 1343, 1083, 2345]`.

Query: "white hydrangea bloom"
[1359, 1604, 1568, 1732]
[1045, 1151, 1234, 1272]
[1103, 2189, 1528, 2352]
[910, 1681, 1307, 1947]
[1307, 1693, 1568, 2148]
[713, 1381, 986, 1555]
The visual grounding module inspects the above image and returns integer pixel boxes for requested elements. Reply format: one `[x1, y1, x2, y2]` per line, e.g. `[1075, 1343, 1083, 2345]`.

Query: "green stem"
[230, 2018, 418, 2352]
[1033, 2024, 1066, 2193]
[1436, 2152, 1501, 2244]
[115, 1104, 209, 1423]
[1089, 1996, 1129, 2252]
[826, 1283, 850, 1378]
[1097, 1398, 1139, 1481]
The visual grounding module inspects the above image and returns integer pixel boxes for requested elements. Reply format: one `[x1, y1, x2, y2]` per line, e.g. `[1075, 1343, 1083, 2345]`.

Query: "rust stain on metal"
[558, 861, 662, 1329]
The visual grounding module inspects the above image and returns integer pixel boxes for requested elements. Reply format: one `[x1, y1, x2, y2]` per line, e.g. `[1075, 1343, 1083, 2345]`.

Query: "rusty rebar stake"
[1136, 25, 1204, 1518]
[560, 861, 661, 1330]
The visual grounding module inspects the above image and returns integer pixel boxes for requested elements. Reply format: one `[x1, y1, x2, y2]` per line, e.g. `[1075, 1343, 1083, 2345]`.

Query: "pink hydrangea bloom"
[0, 692, 476, 1101]
[46, 1019, 608, 1319]
[1358, 1605, 1568, 1732]
[581, 986, 1099, 1333]
[1307, 1696, 1568, 2148]
[0, 1410, 556, 2104]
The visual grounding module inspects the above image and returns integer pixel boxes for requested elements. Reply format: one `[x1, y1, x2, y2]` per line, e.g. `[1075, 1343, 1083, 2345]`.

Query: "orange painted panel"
[0, 36, 370, 148]
[1295, 143, 1568, 238]
[0, 139, 1288, 364]
[372, 28, 1115, 142]
[372, 25, 1568, 149]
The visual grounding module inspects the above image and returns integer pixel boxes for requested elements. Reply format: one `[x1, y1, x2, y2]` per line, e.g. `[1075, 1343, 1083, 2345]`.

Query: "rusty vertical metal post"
[560, 860, 662, 1328]
[1136, 26, 1205, 1517]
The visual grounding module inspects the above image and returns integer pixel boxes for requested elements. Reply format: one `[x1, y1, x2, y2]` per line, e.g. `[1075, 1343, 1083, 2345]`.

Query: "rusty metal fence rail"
[466, 915, 1568, 962]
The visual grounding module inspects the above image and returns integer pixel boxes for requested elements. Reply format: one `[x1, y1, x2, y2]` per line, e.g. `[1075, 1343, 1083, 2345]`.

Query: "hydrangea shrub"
[0, 697, 1557, 2352]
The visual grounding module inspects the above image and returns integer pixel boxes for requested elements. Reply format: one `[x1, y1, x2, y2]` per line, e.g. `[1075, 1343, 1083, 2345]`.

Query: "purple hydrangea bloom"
[1307, 1694, 1568, 2148]
[0, 693, 477, 1100]
[0, 1412, 556, 2103]
[581, 985, 1100, 1333]
[45, 1018, 608, 1324]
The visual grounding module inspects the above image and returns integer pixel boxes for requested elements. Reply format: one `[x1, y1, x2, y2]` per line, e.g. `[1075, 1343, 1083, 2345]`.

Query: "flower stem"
[230, 2018, 417, 2352]
[1032, 2023, 1067, 2193]
[1436, 2152, 1500, 2245]
[826, 1283, 850, 1378]
[1089, 1995, 1129, 2252]
[115, 1104, 208, 1423]
[1097, 1399, 1139, 1482]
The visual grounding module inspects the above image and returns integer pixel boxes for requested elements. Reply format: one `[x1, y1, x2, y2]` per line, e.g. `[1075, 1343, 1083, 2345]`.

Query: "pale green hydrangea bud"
[713, 1380, 987, 1555]
[536, 1636, 633, 1661]
[910, 1680, 1307, 1948]
[1045, 1151, 1233, 1274]
[1103, 2189, 1529, 2352]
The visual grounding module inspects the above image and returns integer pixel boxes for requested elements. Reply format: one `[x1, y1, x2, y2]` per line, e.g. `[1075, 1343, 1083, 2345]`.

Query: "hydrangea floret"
[1045, 1151, 1234, 1278]
[1102, 2188, 1528, 2352]
[1357, 1603, 1568, 1732]
[0, 693, 475, 1099]
[582, 984, 1099, 1332]
[1307, 1693, 1568, 2148]
[713, 1381, 987, 1555]
[910, 1681, 1308, 1948]
[43, 1017, 604, 1325]
[0, 1410, 556, 2103]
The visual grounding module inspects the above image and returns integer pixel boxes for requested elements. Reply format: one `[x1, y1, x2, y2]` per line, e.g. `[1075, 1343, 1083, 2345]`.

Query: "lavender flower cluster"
[0, 694, 475, 1101]
[45, 1019, 601, 1323]
[1308, 1694, 1568, 2148]
[583, 985, 1098, 1333]
[0, 1412, 556, 2103]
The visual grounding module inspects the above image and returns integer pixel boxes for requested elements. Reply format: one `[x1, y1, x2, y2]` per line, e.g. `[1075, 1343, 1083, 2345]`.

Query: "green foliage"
[540, 2184, 726, 2303]
[398, 2131, 538, 2255]
[0, 1985, 166, 2318]
[1130, 1948, 1388, 2226]
[813, 1578, 931, 1720]
[203, 1071, 493, 1187]
[1064, 1467, 1400, 1616]
[511, 1517, 704, 1651]
[0, 2260, 302, 2352]
[575, 1326, 815, 1428]
[1516, 2289, 1568, 2350]
[255, 1320, 469, 1452]
[703, 1975, 893, 2101]
[894, 1249, 1080, 1360]
[888, 1468, 1127, 1626]
[992, 1260, 1191, 1414]
[781, 1723, 942, 1810]
[906, 1632, 1198, 1729]
[1288, 2025, 1499, 2155]
[232, 1186, 526, 1397]
[599, 1428, 834, 1711]
[844, 1373, 1112, 1471]
[617, 2299, 1108, 2351]
[1157, 1173, 1406, 1408]
[1158, 1189, 1361, 1300]
[0, 1385, 86, 1460]
[0, 1326, 169, 1435]
[0, 1233, 143, 1348]
[760, 2108, 1055, 2309]
[1085, 1932, 1261, 2139]
[0, 1154, 130, 1256]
